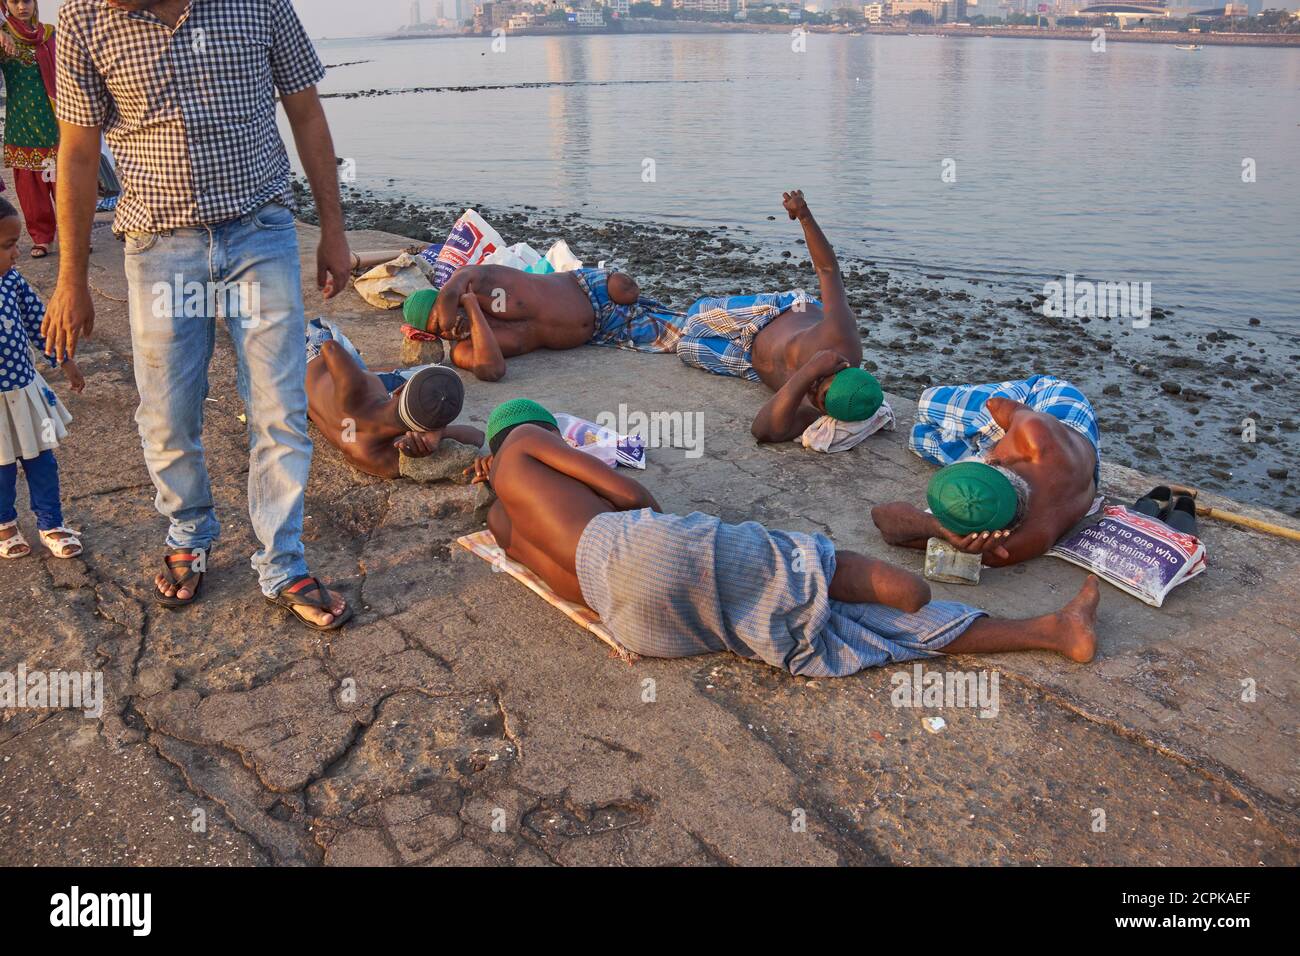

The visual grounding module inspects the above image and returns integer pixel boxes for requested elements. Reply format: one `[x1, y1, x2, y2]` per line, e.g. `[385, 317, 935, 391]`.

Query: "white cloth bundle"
[353, 253, 437, 310]
[799, 402, 895, 453]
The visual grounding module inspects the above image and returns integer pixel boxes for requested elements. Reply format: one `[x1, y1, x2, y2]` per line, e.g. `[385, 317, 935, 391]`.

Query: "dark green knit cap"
[486, 399, 558, 450]
[402, 288, 438, 332]
[824, 367, 884, 422]
[927, 461, 1019, 536]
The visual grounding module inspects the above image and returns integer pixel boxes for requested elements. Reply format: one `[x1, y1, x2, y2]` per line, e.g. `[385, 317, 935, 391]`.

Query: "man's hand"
[62, 358, 86, 394]
[41, 282, 96, 363]
[318, 229, 352, 299]
[808, 349, 850, 378]
[944, 528, 1012, 563]
[782, 189, 810, 221]
[438, 307, 470, 341]
[394, 430, 442, 458]
[465, 454, 494, 485]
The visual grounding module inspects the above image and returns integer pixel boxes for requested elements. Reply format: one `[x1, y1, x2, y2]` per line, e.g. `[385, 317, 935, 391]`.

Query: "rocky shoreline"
[296, 179, 1298, 517]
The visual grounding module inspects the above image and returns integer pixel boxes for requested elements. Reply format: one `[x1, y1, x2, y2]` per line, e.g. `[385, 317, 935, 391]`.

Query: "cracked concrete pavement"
[1, 204, 1296, 866]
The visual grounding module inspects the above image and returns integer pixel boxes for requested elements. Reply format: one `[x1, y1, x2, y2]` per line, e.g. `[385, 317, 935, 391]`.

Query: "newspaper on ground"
[1049, 504, 1206, 607]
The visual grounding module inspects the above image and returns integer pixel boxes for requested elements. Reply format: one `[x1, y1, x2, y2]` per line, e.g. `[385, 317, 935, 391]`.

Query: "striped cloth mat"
[456, 530, 637, 664]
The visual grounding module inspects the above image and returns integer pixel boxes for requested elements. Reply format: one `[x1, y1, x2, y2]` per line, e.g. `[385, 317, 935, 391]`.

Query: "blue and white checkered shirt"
[55, 0, 325, 234]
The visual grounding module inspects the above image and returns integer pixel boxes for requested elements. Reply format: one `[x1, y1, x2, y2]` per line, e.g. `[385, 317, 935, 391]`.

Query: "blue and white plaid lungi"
[677, 290, 818, 382]
[910, 375, 1100, 481]
[575, 509, 985, 677]
[572, 268, 686, 354]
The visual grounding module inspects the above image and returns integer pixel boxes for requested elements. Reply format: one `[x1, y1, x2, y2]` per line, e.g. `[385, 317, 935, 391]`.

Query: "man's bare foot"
[155, 549, 206, 605]
[1052, 575, 1100, 663]
[871, 502, 940, 548]
[156, 571, 195, 601]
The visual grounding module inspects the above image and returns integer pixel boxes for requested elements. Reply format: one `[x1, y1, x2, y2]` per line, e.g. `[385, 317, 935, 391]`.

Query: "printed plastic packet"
[433, 209, 506, 288]
[1048, 504, 1206, 607]
[555, 413, 647, 470]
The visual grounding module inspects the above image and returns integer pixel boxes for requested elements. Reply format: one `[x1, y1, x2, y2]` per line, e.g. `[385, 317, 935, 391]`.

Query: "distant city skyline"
[35, 0, 1300, 35]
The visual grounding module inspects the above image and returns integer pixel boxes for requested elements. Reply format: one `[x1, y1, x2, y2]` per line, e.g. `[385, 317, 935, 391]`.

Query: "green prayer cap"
[486, 399, 558, 451]
[402, 288, 438, 332]
[927, 461, 1019, 536]
[824, 367, 883, 422]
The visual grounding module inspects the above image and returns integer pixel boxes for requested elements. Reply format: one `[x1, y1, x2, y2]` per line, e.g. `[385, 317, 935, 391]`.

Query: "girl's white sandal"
[38, 527, 83, 559]
[0, 520, 30, 559]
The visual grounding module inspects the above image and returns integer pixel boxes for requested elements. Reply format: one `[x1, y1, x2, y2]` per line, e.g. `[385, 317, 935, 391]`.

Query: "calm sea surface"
[297, 33, 1300, 333]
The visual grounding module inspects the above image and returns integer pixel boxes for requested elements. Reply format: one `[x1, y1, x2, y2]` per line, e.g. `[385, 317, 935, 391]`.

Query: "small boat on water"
[1175, 44, 1203, 51]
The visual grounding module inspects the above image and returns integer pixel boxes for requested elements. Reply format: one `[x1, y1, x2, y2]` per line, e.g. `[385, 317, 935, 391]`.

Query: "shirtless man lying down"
[871, 375, 1101, 567]
[305, 319, 483, 479]
[401, 265, 684, 382]
[467, 398, 1100, 676]
[675, 190, 887, 446]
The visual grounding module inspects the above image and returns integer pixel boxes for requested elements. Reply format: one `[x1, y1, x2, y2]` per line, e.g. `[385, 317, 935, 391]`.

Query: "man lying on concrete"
[469, 398, 1100, 675]
[401, 265, 684, 381]
[306, 319, 483, 479]
[676, 190, 886, 447]
[872, 375, 1101, 567]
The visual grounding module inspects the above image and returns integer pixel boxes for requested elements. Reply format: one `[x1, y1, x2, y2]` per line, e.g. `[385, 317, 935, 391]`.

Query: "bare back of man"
[872, 397, 1099, 566]
[481, 424, 661, 604]
[431, 265, 642, 380]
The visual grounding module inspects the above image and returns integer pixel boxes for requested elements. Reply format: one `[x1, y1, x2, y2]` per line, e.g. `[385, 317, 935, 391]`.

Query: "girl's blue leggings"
[0, 449, 64, 530]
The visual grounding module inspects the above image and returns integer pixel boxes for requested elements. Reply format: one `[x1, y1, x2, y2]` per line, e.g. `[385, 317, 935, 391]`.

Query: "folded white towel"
[800, 402, 895, 454]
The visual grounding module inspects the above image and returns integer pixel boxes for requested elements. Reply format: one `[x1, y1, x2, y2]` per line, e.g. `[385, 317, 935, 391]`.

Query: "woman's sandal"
[38, 527, 83, 558]
[0, 520, 31, 559]
[267, 575, 354, 632]
[30, 244, 48, 259]
[155, 547, 207, 608]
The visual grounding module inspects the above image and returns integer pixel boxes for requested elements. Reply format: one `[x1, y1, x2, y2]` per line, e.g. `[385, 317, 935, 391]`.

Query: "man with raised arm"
[677, 189, 888, 449]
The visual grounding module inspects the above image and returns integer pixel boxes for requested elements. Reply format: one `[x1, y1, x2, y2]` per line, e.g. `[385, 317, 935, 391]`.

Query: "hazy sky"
[40, 1, 414, 38]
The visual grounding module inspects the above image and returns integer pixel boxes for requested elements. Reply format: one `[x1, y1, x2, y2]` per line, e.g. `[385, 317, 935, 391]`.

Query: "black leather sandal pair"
[1132, 486, 1198, 536]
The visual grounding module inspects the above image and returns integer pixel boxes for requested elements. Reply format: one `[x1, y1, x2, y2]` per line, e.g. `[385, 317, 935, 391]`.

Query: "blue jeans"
[125, 202, 311, 596]
[0, 449, 63, 530]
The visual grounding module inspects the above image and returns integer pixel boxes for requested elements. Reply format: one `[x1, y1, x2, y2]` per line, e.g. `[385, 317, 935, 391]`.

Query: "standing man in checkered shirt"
[43, 0, 353, 630]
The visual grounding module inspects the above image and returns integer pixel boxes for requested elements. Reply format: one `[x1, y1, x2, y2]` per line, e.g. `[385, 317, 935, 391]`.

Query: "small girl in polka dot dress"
[0, 196, 85, 559]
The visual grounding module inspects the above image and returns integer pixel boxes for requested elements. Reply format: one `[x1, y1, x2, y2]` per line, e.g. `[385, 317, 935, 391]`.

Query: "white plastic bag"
[545, 240, 583, 273]
[482, 242, 543, 271]
[555, 413, 646, 469]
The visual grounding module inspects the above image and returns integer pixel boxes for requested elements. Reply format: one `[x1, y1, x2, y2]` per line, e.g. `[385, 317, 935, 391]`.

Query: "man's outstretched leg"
[943, 575, 1100, 663]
